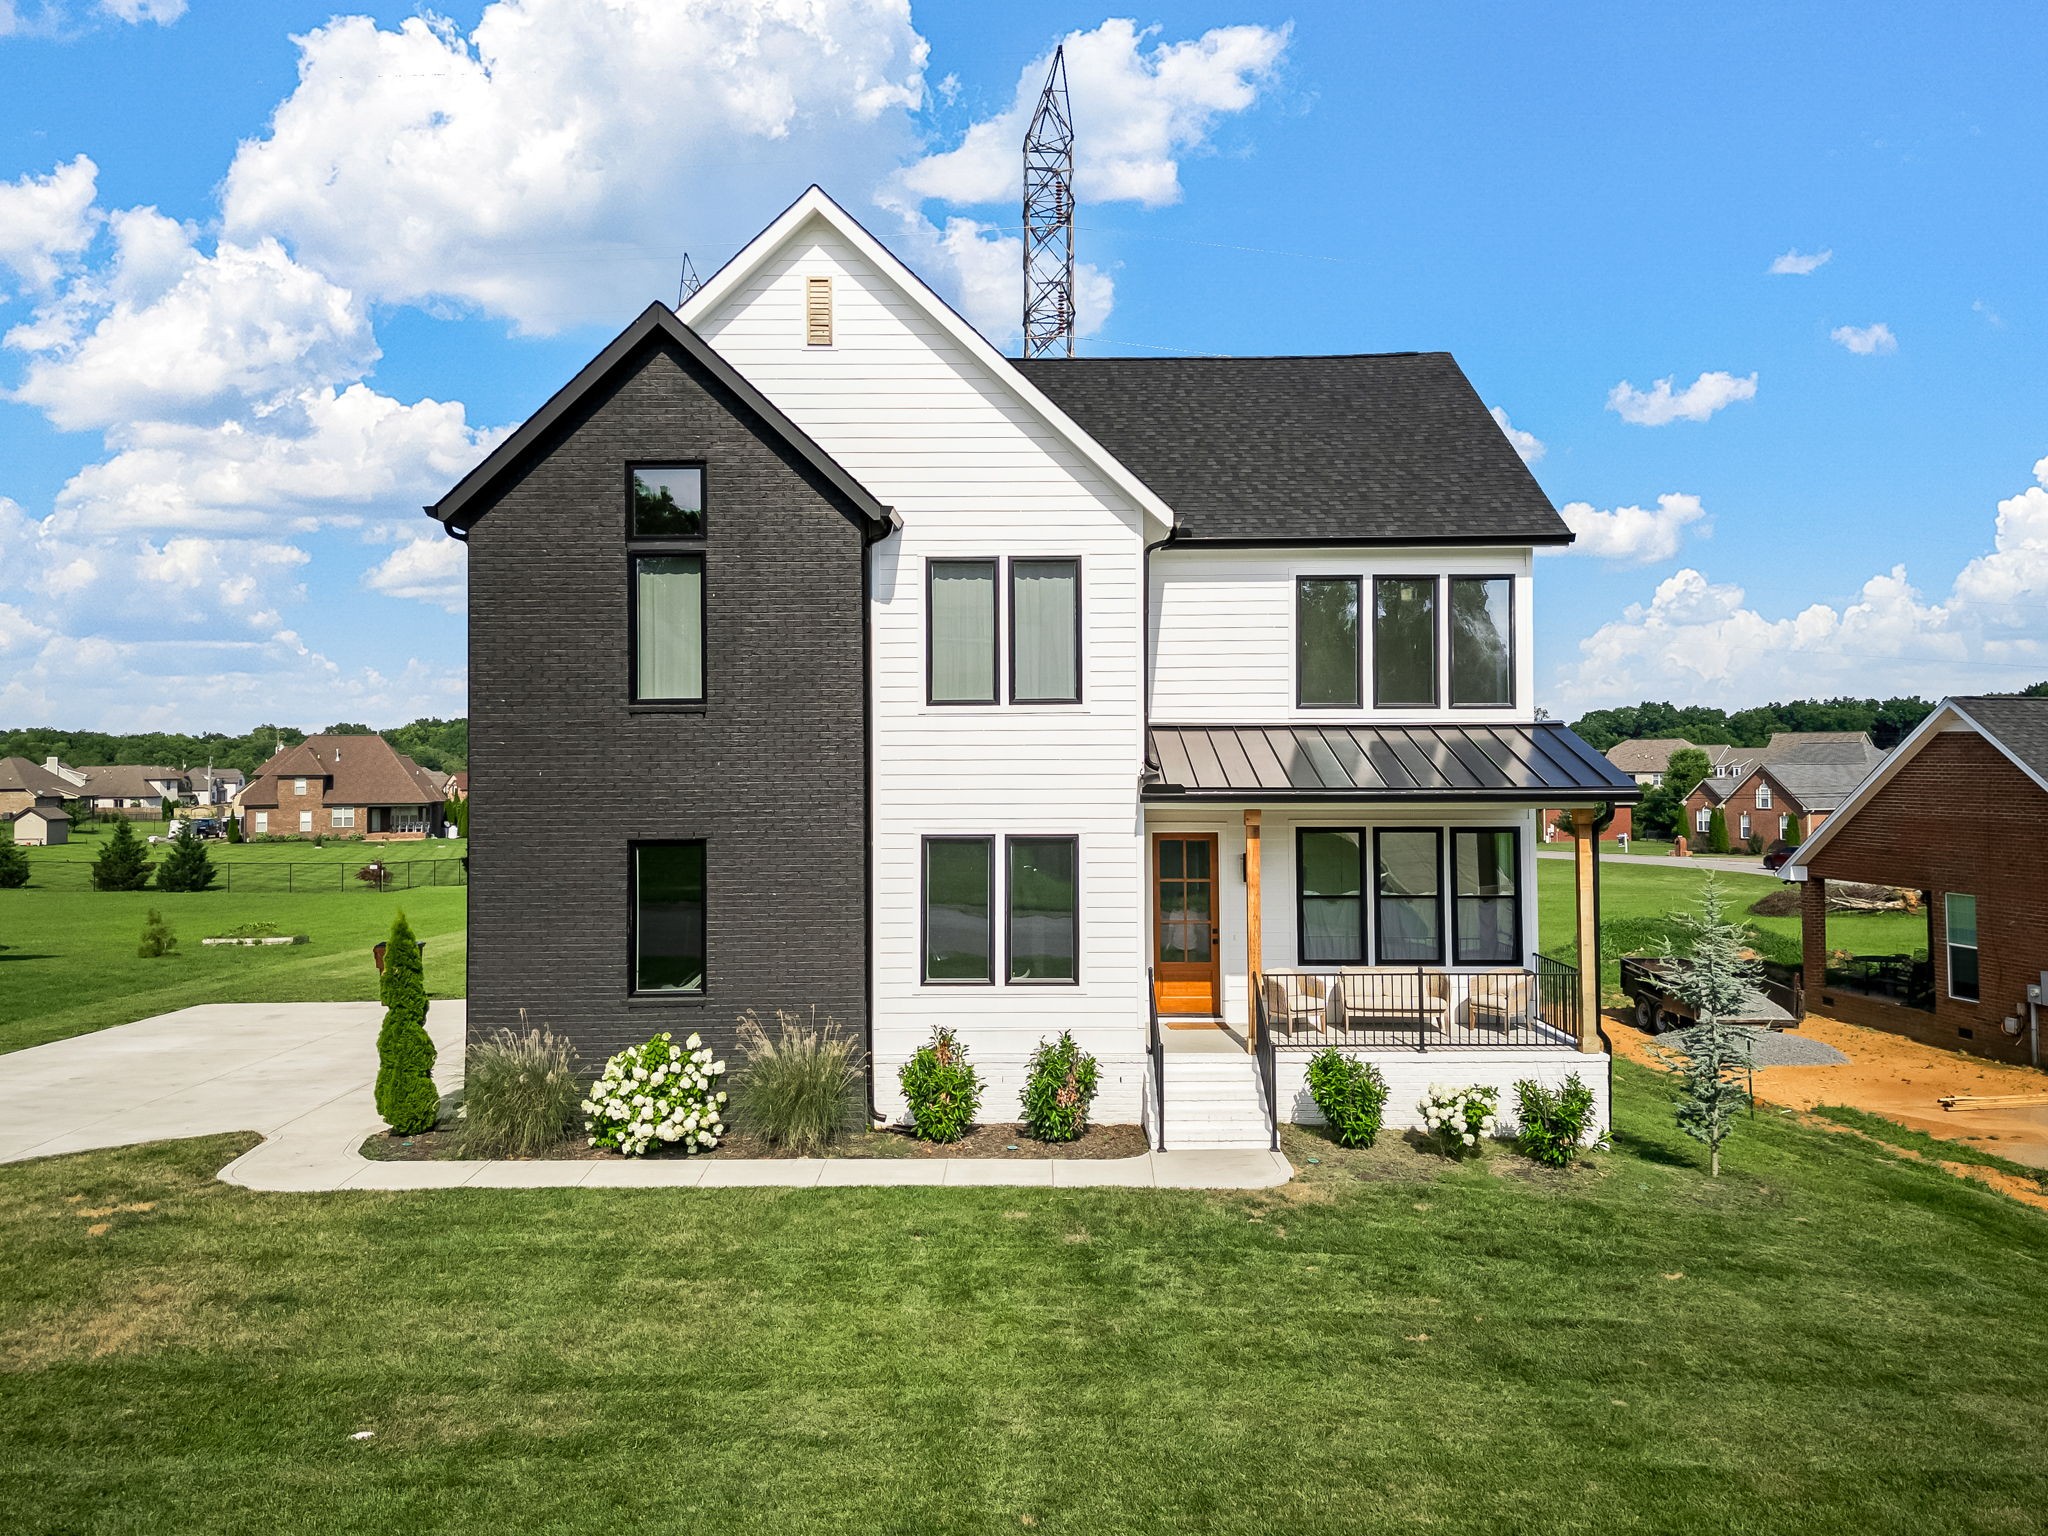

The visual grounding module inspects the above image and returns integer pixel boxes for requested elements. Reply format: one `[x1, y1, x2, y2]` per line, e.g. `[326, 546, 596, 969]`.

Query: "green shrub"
[224, 816, 242, 844]
[1744, 834, 1764, 856]
[1021, 1031, 1100, 1142]
[1512, 1073, 1600, 1167]
[209, 921, 282, 939]
[732, 1007, 864, 1154]
[0, 841, 28, 889]
[1781, 814, 1803, 848]
[1304, 1048, 1390, 1147]
[457, 1015, 582, 1158]
[156, 823, 218, 892]
[92, 817, 153, 891]
[1705, 807, 1731, 855]
[374, 910, 439, 1135]
[1418, 1083, 1498, 1158]
[137, 908, 177, 958]
[899, 1027, 981, 1142]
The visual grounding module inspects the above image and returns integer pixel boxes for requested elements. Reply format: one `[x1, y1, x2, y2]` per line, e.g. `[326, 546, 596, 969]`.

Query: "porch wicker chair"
[1462, 971, 1535, 1034]
[1262, 974, 1329, 1037]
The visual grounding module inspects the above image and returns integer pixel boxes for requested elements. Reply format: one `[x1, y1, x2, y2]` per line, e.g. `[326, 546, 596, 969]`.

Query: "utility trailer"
[1620, 955, 1801, 1035]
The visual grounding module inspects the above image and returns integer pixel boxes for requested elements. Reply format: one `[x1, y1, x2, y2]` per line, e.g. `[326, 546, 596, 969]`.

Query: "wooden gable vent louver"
[805, 276, 833, 347]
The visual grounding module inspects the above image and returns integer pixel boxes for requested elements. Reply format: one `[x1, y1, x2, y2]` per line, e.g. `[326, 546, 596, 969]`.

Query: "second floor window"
[1374, 577, 1438, 708]
[630, 464, 706, 705]
[1448, 576, 1514, 707]
[1296, 577, 1361, 707]
[1010, 559, 1080, 704]
[1755, 782, 1773, 809]
[929, 560, 997, 704]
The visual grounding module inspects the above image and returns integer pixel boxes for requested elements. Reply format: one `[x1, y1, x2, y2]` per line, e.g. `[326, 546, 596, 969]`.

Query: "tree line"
[0, 716, 468, 776]
[1569, 683, 2048, 754]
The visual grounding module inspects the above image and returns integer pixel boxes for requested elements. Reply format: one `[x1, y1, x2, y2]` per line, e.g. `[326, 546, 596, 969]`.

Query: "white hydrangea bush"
[1418, 1082, 1499, 1159]
[584, 1031, 728, 1157]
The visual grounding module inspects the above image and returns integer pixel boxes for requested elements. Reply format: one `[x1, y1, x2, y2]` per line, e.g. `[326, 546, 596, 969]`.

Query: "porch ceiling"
[1143, 723, 1639, 803]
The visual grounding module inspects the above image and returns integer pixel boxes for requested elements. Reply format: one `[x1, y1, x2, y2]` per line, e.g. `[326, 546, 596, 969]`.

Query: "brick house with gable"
[1683, 737, 1887, 847]
[239, 735, 447, 840]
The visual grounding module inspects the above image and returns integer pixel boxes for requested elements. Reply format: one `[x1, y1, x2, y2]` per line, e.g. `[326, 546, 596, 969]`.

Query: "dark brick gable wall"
[462, 337, 871, 1068]
[1800, 731, 2048, 1062]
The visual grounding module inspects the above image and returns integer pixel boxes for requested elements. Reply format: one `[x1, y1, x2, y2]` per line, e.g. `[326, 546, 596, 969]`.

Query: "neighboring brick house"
[0, 756, 73, 821]
[1787, 696, 2048, 1064]
[1683, 737, 1887, 846]
[239, 735, 448, 840]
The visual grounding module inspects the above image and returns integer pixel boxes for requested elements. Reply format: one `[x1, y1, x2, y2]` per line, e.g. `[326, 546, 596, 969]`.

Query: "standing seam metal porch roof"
[1144, 724, 1640, 801]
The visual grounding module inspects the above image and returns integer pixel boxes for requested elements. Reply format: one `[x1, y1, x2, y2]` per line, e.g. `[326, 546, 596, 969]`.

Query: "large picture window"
[632, 554, 704, 703]
[1374, 577, 1438, 708]
[1007, 836, 1078, 982]
[1298, 829, 1366, 964]
[1944, 893, 1979, 1002]
[1448, 576, 1513, 707]
[633, 842, 706, 994]
[1452, 829, 1519, 965]
[1010, 559, 1081, 704]
[923, 837, 994, 982]
[928, 561, 997, 705]
[1296, 576, 1361, 707]
[1374, 828, 1444, 964]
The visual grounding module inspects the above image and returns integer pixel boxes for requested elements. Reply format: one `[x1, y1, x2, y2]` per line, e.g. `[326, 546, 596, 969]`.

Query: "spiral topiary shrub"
[374, 910, 439, 1135]
[899, 1027, 981, 1142]
[1021, 1031, 1099, 1143]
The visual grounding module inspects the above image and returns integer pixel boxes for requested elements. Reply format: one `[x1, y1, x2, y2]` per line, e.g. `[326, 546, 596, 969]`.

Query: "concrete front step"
[1161, 1054, 1270, 1149]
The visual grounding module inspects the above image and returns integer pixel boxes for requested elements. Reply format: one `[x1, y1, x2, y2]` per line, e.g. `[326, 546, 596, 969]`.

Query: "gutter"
[862, 510, 900, 1126]
[1139, 523, 1181, 778]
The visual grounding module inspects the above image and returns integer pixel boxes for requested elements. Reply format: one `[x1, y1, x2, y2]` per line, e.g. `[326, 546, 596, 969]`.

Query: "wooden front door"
[1153, 833, 1221, 1016]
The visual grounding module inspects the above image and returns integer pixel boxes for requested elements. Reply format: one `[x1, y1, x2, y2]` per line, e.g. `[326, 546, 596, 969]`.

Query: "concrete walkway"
[0, 1002, 1292, 1192]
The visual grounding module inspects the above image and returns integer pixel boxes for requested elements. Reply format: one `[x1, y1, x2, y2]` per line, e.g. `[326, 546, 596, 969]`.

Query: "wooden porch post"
[1244, 809, 1262, 1043]
[1574, 817, 1601, 1053]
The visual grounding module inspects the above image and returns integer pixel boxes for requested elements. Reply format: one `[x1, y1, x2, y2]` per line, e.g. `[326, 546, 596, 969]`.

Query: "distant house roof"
[1604, 738, 1708, 775]
[1759, 760, 1883, 814]
[9, 803, 69, 824]
[77, 764, 184, 799]
[241, 735, 445, 810]
[0, 756, 72, 796]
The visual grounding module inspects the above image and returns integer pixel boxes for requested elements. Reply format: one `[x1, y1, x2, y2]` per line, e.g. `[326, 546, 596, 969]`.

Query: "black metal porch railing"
[1257, 962, 1582, 1050]
[1146, 966, 1166, 1152]
[1253, 978, 1280, 1150]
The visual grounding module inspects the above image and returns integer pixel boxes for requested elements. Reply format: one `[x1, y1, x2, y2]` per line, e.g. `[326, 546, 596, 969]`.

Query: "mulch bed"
[360, 1120, 1150, 1164]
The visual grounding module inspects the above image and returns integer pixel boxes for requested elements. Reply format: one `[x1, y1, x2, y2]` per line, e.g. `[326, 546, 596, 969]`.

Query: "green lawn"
[1, 1066, 2043, 1534]
[16, 820, 466, 867]
[0, 887, 466, 1055]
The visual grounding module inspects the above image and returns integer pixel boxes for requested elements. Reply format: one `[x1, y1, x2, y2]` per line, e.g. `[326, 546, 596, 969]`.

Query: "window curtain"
[930, 563, 996, 702]
[1453, 830, 1518, 964]
[1375, 829, 1442, 963]
[636, 556, 703, 700]
[1299, 830, 1364, 962]
[1012, 560, 1079, 701]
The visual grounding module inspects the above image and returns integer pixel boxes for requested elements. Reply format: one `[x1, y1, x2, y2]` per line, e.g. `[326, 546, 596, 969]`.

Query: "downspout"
[863, 510, 903, 1126]
[1140, 522, 1180, 777]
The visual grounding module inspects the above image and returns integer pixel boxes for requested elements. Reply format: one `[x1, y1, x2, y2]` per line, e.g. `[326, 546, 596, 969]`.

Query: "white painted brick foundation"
[1275, 1049, 1611, 1138]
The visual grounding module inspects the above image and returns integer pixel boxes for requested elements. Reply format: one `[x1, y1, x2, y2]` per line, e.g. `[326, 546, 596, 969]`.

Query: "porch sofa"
[1262, 969, 1452, 1037]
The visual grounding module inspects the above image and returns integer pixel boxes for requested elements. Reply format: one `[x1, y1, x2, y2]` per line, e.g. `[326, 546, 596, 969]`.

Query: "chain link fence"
[21, 856, 468, 893]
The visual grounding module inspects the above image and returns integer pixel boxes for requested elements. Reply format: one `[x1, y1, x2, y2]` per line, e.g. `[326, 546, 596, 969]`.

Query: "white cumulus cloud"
[1768, 248, 1831, 275]
[1557, 493, 1708, 566]
[1606, 370, 1757, 427]
[1830, 322, 1897, 356]
[1489, 406, 1545, 465]
[364, 534, 467, 612]
[0, 155, 100, 290]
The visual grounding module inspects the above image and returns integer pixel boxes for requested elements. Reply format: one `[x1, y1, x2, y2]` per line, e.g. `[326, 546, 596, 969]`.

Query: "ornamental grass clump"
[1512, 1073, 1601, 1167]
[1418, 1083, 1498, 1159]
[732, 1007, 863, 1155]
[584, 1031, 727, 1157]
[1021, 1031, 1099, 1143]
[1304, 1048, 1390, 1148]
[899, 1027, 980, 1142]
[457, 1014, 583, 1158]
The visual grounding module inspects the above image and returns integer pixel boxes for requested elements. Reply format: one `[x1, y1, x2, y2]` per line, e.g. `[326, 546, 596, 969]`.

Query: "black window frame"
[1446, 574, 1516, 710]
[1372, 575, 1441, 710]
[1007, 557, 1084, 705]
[1295, 826, 1368, 965]
[1944, 892, 1980, 1003]
[1450, 826, 1522, 967]
[921, 835, 996, 985]
[1004, 834, 1081, 985]
[1295, 575, 1363, 709]
[1372, 826, 1446, 966]
[926, 558, 1000, 707]
[627, 838, 708, 1001]
[625, 461, 709, 711]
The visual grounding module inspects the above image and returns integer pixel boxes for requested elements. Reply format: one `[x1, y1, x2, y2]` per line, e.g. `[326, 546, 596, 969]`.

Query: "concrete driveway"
[0, 1001, 466, 1166]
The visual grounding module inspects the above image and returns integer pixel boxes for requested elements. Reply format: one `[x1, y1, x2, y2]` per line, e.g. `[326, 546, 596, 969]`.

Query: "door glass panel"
[1185, 840, 1210, 879]
[1186, 882, 1211, 918]
[1160, 839, 1183, 878]
[1161, 930, 1188, 963]
[1183, 922, 1212, 962]
[1160, 881, 1187, 922]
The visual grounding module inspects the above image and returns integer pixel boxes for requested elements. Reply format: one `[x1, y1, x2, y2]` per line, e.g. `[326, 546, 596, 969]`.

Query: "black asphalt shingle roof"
[1014, 353, 1571, 545]
[1952, 694, 2048, 784]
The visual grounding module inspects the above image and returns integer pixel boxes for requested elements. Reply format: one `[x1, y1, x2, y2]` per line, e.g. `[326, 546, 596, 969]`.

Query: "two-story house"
[430, 188, 1635, 1149]
[239, 735, 448, 840]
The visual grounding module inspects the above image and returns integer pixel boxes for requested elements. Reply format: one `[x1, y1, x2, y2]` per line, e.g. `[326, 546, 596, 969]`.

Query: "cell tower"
[1022, 45, 1075, 359]
[676, 253, 702, 307]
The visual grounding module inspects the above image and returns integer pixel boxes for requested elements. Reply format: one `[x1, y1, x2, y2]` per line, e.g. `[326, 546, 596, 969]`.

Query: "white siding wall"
[693, 218, 1153, 1113]
[1150, 545, 1536, 724]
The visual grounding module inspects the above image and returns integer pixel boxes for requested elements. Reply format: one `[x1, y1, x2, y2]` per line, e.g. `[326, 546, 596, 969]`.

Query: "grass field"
[0, 887, 467, 1055]
[15, 820, 466, 865]
[1, 1064, 2042, 1534]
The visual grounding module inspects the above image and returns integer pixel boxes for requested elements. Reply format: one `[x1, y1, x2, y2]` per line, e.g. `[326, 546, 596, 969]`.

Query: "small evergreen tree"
[91, 817, 154, 891]
[137, 908, 178, 958]
[1704, 806, 1731, 855]
[1653, 877, 1758, 1176]
[155, 823, 218, 892]
[374, 910, 439, 1134]
[447, 792, 469, 838]
[1781, 813, 1803, 848]
[224, 815, 243, 844]
[0, 839, 29, 889]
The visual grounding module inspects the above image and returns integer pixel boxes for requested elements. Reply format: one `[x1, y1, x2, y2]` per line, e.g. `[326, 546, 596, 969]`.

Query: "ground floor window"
[632, 841, 706, 994]
[331, 807, 355, 829]
[923, 835, 1081, 985]
[1297, 829, 1366, 964]
[923, 837, 994, 983]
[1944, 892, 1979, 1002]
[1374, 828, 1444, 965]
[299, 810, 313, 834]
[1451, 829, 1519, 965]
[1007, 837, 1078, 983]
[254, 812, 268, 834]
[1739, 812, 1751, 841]
[1695, 807, 1710, 834]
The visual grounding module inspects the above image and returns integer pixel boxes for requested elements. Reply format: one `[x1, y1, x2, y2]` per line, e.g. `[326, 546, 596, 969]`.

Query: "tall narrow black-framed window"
[1944, 893, 1979, 1002]
[1298, 828, 1366, 964]
[1374, 576, 1438, 708]
[631, 841, 706, 994]
[923, 836, 994, 983]
[1006, 835, 1078, 983]
[1010, 559, 1081, 704]
[928, 560, 997, 705]
[1448, 576, 1513, 708]
[1297, 576, 1362, 707]
[1451, 829, 1519, 965]
[628, 463, 706, 705]
[1374, 828, 1444, 964]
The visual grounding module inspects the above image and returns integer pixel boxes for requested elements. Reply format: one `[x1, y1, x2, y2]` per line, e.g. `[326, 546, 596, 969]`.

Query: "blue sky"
[2, 0, 2044, 729]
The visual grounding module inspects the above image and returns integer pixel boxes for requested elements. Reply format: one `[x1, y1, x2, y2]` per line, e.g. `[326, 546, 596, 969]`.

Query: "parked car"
[1762, 840, 1796, 872]
[188, 818, 223, 840]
